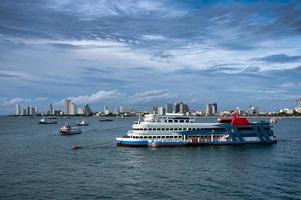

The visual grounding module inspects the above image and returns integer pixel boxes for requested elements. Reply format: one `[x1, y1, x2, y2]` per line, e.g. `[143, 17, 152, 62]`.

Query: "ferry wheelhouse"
[116, 112, 277, 147]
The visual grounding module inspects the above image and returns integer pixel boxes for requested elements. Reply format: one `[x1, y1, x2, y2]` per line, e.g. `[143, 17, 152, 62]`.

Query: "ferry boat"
[116, 112, 277, 147]
[60, 124, 81, 135]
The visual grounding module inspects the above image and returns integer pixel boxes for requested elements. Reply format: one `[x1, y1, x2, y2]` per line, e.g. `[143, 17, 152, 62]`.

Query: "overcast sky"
[0, 0, 301, 114]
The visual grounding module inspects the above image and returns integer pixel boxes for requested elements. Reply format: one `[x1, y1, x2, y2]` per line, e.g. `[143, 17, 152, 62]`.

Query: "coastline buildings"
[175, 102, 189, 114]
[206, 103, 217, 115]
[64, 99, 77, 115]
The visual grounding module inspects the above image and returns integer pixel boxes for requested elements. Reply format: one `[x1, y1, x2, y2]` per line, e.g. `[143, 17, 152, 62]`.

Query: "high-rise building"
[206, 104, 213, 115]
[84, 104, 93, 115]
[70, 103, 76, 115]
[206, 103, 218, 115]
[212, 103, 217, 115]
[175, 102, 189, 114]
[116, 106, 126, 114]
[26, 106, 30, 116]
[296, 98, 301, 113]
[64, 99, 71, 115]
[158, 107, 166, 115]
[166, 103, 173, 113]
[48, 104, 54, 115]
[16, 104, 21, 115]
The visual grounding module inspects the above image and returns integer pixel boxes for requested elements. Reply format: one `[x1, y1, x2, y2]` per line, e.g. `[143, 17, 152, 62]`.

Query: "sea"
[0, 116, 300, 200]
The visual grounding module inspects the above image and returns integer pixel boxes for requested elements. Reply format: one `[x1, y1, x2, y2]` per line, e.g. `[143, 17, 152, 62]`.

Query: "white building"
[16, 104, 21, 115]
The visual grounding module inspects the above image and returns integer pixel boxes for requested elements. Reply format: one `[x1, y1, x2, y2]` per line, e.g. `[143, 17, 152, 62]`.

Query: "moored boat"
[60, 124, 81, 135]
[116, 112, 277, 147]
[76, 119, 89, 126]
[99, 117, 113, 122]
[39, 118, 57, 124]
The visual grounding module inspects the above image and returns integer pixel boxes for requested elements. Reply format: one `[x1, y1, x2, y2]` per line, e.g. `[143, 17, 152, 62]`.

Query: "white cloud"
[142, 35, 166, 40]
[0, 97, 48, 106]
[55, 90, 123, 106]
[131, 89, 172, 102]
[280, 82, 301, 88]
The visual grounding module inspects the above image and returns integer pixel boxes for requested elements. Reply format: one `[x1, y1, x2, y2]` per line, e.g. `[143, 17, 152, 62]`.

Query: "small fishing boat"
[99, 117, 113, 122]
[71, 144, 82, 150]
[39, 118, 57, 124]
[76, 119, 89, 126]
[60, 124, 81, 135]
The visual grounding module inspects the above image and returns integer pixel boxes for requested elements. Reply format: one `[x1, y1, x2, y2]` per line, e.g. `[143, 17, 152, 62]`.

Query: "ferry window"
[170, 128, 174, 131]
[179, 128, 183, 130]
[152, 128, 156, 131]
[162, 136, 166, 138]
[157, 128, 161, 131]
[143, 136, 147, 139]
[185, 120, 189, 123]
[166, 136, 170, 138]
[174, 120, 178, 122]
[166, 128, 170, 131]
[143, 128, 147, 131]
[180, 120, 184, 123]
[162, 128, 166, 131]
[174, 128, 178, 131]
[148, 136, 152, 139]
[168, 120, 172, 123]
[188, 128, 192, 131]
[237, 127, 253, 131]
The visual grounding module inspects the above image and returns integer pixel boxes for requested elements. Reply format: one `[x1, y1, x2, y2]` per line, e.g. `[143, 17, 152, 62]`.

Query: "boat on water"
[60, 124, 81, 135]
[76, 119, 89, 126]
[39, 118, 57, 124]
[116, 112, 277, 147]
[99, 117, 113, 122]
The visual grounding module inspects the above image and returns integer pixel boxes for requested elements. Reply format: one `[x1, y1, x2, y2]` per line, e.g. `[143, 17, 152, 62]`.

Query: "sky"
[0, 0, 301, 114]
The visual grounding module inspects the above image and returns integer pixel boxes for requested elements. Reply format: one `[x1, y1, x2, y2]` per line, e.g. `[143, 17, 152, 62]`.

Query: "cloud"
[280, 82, 301, 88]
[0, 97, 48, 106]
[256, 54, 301, 63]
[131, 89, 172, 102]
[55, 90, 123, 105]
[243, 66, 260, 72]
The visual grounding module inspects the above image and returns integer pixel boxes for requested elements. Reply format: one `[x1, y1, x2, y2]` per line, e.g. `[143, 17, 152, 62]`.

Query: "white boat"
[76, 119, 89, 126]
[39, 118, 57, 124]
[116, 112, 277, 147]
[60, 124, 81, 135]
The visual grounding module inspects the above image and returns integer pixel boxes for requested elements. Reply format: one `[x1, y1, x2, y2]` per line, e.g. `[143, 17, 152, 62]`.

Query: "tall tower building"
[158, 107, 166, 115]
[84, 104, 92, 115]
[166, 103, 173, 113]
[175, 102, 189, 114]
[16, 104, 21, 115]
[48, 104, 54, 115]
[296, 98, 301, 113]
[70, 103, 76, 115]
[212, 103, 217, 115]
[206, 104, 213, 115]
[64, 99, 71, 115]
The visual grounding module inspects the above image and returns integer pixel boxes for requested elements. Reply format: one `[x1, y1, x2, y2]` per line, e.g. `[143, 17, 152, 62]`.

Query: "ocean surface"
[0, 116, 301, 200]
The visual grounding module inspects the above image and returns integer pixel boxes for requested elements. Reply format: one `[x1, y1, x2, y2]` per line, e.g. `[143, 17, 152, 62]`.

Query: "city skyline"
[0, 1, 301, 114]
